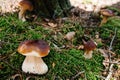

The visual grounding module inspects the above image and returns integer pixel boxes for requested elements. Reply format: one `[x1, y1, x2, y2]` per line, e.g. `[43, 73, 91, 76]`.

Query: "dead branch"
[96, 75, 106, 79]
[52, 43, 61, 51]
[103, 61, 120, 64]
[105, 28, 117, 80]
[105, 63, 114, 80]
[109, 28, 117, 51]
[108, 28, 117, 61]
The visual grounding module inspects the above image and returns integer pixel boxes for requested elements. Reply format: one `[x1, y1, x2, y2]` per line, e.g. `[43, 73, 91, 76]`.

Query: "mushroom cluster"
[83, 40, 97, 59]
[18, 40, 50, 74]
[19, 0, 33, 22]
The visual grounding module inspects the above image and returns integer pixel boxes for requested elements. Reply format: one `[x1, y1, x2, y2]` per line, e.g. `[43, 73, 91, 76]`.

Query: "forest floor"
[0, 0, 120, 80]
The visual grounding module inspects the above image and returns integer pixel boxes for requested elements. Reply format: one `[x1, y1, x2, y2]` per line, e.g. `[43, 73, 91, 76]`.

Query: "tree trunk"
[31, 0, 71, 18]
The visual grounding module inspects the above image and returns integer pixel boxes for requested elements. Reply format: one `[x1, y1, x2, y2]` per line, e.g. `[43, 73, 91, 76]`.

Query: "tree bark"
[31, 0, 71, 18]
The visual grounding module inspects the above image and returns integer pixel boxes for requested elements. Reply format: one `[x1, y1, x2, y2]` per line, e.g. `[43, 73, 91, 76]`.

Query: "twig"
[52, 43, 61, 51]
[105, 63, 114, 80]
[71, 71, 85, 80]
[105, 59, 118, 80]
[96, 75, 106, 79]
[108, 28, 117, 61]
[105, 28, 117, 80]
[109, 28, 117, 51]
[104, 61, 120, 64]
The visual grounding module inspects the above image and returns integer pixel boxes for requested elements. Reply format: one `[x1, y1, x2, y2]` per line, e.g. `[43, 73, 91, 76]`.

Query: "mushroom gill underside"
[22, 56, 48, 74]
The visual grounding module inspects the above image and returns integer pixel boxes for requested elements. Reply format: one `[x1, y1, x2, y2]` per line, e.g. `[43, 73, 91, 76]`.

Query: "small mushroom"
[19, 0, 33, 22]
[99, 9, 114, 27]
[17, 40, 50, 74]
[83, 40, 97, 59]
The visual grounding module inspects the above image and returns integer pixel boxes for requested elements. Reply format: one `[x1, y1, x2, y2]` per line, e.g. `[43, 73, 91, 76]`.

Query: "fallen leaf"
[102, 71, 108, 76]
[98, 49, 110, 69]
[64, 32, 75, 41]
[98, 49, 109, 58]
[48, 22, 57, 28]
[113, 68, 120, 79]
[78, 45, 84, 49]
[103, 58, 110, 69]
[108, 50, 116, 57]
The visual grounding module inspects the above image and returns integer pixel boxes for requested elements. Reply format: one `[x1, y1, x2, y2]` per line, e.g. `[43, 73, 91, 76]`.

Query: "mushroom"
[19, 0, 33, 22]
[83, 40, 97, 59]
[99, 9, 114, 27]
[17, 40, 50, 74]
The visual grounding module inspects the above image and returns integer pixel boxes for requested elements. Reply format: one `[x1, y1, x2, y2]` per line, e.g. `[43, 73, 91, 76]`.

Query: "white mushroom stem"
[84, 50, 93, 59]
[19, 7, 26, 22]
[99, 16, 108, 27]
[22, 56, 48, 74]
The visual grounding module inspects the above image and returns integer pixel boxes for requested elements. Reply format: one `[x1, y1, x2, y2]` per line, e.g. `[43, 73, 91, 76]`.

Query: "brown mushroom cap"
[18, 40, 50, 57]
[83, 40, 97, 51]
[19, 0, 33, 11]
[100, 9, 114, 17]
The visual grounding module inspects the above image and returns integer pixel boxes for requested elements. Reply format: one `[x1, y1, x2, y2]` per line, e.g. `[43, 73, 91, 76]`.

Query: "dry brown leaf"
[78, 45, 84, 49]
[48, 22, 57, 28]
[99, 49, 116, 58]
[113, 69, 120, 79]
[108, 50, 116, 57]
[98, 49, 110, 69]
[102, 71, 108, 76]
[98, 49, 109, 58]
[103, 58, 110, 69]
[64, 32, 75, 41]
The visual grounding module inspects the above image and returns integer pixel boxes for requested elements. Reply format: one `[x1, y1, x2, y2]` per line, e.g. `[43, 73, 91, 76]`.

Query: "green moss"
[0, 13, 120, 80]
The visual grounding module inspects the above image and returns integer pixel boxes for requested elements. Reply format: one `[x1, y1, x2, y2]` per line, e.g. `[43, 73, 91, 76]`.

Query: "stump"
[31, 0, 71, 18]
